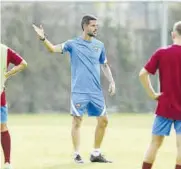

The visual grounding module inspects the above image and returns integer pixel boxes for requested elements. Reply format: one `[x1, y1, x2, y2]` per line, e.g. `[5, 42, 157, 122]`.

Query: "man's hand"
[3, 73, 10, 90]
[3, 60, 27, 90]
[139, 68, 162, 101]
[150, 92, 162, 100]
[32, 24, 45, 40]
[5, 72, 10, 79]
[108, 81, 115, 96]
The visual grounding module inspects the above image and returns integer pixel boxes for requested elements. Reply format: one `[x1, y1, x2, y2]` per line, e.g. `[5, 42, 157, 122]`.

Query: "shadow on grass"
[45, 161, 113, 169]
[45, 162, 92, 169]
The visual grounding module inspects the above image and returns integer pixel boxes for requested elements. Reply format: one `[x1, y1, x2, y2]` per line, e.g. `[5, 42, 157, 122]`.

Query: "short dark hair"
[81, 15, 97, 31]
[173, 21, 181, 36]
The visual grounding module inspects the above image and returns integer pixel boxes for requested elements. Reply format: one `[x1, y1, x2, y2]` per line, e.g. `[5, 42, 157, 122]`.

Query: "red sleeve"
[144, 49, 161, 75]
[8, 48, 23, 66]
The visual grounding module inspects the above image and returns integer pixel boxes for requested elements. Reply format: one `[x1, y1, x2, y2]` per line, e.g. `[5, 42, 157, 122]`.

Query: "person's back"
[140, 21, 181, 169]
[157, 44, 181, 119]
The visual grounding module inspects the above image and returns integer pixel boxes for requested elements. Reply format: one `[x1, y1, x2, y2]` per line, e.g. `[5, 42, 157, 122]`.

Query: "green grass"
[1, 113, 176, 169]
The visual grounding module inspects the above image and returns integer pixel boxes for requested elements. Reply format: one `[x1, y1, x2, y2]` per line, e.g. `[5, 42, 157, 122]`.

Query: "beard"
[87, 32, 96, 37]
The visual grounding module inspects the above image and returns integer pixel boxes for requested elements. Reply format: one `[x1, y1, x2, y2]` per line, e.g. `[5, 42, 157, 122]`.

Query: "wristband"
[40, 37, 46, 41]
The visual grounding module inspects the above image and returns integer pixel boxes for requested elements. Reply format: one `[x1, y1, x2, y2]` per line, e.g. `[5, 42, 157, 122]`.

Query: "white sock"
[92, 149, 101, 156]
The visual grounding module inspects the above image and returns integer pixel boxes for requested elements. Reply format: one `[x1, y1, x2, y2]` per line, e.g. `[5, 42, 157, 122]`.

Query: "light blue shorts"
[0, 106, 8, 123]
[71, 93, 106, 117]
[152, 115, 181, 136]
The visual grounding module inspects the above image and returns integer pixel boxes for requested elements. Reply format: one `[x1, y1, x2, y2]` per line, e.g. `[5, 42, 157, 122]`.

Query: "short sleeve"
[8, 48, 23, 66]
[144, 49, 160, 75]
[99, 45, 107, 64]
[61, 40, 73, 53]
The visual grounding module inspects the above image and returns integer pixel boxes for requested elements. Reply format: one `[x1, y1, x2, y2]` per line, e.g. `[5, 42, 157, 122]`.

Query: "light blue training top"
[62, 36, 107, 94]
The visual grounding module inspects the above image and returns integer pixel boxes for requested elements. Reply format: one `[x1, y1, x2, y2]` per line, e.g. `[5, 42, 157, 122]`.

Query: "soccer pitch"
[1, 113, 175, 169]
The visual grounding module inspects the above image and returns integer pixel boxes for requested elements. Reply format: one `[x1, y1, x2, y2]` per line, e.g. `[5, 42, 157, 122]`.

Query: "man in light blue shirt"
[63, 37, 108, 117]
[33, 15, 115, 163]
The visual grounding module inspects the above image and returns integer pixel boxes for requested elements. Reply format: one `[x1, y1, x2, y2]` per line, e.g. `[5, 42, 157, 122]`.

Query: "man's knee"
[177, 135, 181, 153]
[72, 116, 83, 129]
[98, 116, 108, 128]
[176, 142, 181, 163]
[177, 142, 181, 150]
[151, 136, 164, 148]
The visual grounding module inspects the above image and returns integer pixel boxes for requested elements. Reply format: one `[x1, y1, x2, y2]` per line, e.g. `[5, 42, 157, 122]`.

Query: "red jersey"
[145, 44, 181, 120]
[1, 47, 23, 107]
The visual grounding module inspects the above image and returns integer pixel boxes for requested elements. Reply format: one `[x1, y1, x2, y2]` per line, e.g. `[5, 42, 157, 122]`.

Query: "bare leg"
[142, 135, 164, 169]
[90, 115, 111, 163]
[71, 116, 83, 153]
[94, 115, 108, 149]
[176, 134, 181, 166]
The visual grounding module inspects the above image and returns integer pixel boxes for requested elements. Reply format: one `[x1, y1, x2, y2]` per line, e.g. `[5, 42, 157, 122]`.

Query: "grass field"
[1, 113, 176, 169]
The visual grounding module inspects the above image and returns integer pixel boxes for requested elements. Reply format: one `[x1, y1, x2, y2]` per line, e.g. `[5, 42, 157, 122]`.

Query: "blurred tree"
[1, 1, 180, 113]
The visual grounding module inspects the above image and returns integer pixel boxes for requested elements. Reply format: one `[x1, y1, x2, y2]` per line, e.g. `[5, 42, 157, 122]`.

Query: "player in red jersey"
[1, 44, 27, 169]
[139, 21, 181, 169]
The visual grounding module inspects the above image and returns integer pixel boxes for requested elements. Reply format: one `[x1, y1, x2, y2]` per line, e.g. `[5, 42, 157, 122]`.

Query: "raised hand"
[32, 24, 45, 40]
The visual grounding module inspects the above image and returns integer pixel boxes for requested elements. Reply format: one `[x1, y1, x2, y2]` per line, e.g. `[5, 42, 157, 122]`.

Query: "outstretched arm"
[101, 63, 115, 96]
[32, 24, 63, 53]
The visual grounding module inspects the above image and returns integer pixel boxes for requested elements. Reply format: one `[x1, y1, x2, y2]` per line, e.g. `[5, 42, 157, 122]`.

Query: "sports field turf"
[1, 113, 175, 169]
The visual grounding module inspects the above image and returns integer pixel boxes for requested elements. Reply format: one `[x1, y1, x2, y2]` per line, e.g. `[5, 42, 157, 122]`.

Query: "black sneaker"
[90, 154, 112, 163]
[74, 154, 84, 164]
